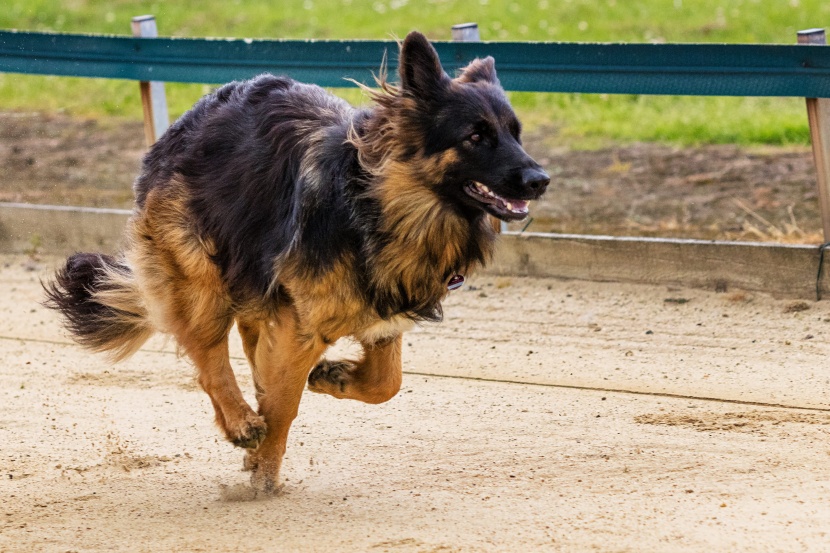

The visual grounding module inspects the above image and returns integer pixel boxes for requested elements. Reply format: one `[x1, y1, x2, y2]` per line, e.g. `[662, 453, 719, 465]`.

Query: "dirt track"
[1, 255, 830, 552]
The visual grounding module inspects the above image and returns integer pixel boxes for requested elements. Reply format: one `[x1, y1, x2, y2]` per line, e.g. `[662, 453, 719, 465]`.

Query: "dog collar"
[448, 274, 465, 291]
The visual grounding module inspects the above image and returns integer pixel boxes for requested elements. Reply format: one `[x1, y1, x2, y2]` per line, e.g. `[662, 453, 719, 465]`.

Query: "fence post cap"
[798, 28, 826, 45]
[451, 22, 480, 42]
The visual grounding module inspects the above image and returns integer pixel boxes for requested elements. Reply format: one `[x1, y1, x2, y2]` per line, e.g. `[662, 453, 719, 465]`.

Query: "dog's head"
[396, 31, 549, 222]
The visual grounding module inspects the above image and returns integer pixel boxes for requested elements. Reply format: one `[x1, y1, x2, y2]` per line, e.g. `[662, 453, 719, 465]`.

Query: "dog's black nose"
[522, 167, 550, 194]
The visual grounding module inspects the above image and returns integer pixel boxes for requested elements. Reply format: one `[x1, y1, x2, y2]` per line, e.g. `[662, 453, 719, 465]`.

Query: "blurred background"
[1, 0, 827, 242]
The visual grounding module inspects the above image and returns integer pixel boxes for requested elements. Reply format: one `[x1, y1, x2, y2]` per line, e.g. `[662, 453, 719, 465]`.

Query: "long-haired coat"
[45, 31, 549, 493]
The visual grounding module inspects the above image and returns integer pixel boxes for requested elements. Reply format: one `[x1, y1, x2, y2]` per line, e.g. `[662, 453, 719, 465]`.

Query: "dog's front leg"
[244, 312, 327, 494]
[307, 334, 402, 404]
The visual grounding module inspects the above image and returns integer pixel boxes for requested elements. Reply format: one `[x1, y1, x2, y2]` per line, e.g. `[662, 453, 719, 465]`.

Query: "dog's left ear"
[456, 57, 499, 85]
[399, 31, 449, 97]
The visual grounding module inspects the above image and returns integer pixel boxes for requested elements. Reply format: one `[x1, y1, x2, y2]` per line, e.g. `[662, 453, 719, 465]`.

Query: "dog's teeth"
[506, 202, 513, 210]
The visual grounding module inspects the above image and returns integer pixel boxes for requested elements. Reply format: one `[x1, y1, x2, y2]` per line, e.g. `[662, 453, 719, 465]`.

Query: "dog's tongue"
[500, 198, 529, 214]
[493, 195, 529, 214]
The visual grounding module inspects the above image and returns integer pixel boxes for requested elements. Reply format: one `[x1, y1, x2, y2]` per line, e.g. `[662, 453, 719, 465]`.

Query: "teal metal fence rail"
[2, 29, 830, 97]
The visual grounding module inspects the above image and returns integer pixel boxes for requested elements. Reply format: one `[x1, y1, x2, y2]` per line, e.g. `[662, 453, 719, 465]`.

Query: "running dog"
[44, 31, 549, 493]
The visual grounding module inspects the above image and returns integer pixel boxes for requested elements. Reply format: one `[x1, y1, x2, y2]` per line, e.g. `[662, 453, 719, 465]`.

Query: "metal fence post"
[451, 22, 480, 42]
[451, 23, 507, 234]
[131, 15, 170, 147]
[798, 29, 830, 242]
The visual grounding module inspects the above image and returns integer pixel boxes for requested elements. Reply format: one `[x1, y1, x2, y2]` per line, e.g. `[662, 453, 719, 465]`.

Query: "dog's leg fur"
[307, 335, 402, 404]
[148, 286, 266, 449]
[131, 186, 267, 450]
[240, 310, 327, 493]
[237, 318, 266, 400]
[237, 318, 268, 472]
[187, 337, 267, 449]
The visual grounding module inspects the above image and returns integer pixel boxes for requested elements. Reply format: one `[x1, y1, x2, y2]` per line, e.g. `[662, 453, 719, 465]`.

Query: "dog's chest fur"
[354, 315, 416, 344]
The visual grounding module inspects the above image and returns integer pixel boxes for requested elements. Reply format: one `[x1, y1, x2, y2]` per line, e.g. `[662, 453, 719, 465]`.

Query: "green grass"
[2, 0, 828, 146]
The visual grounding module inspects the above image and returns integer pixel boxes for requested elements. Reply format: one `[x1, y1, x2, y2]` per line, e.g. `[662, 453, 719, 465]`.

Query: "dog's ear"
[456, 56, 499, 85]
[399, 31, 448, 97]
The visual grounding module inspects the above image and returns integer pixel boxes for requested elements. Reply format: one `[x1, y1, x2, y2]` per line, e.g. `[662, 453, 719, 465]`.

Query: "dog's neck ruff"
[447, 274, 465, 291]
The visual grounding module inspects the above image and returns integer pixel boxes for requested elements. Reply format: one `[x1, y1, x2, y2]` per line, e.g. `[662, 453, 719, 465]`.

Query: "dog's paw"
[307, 359, 355, 395]
[228, 413, 268, 449]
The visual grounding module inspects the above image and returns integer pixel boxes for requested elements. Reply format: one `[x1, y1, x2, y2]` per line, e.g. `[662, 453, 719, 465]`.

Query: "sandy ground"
[2, 254, 830, 552]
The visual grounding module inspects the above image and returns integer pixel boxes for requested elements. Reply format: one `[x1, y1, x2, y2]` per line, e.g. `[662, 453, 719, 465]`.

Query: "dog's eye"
[468, 133, 482, 143]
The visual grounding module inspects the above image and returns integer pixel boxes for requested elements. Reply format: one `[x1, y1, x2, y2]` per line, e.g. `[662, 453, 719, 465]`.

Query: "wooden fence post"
[131, 15, 169, 147]
[451, 23, 506, 234]
[798, 29, 830, 242]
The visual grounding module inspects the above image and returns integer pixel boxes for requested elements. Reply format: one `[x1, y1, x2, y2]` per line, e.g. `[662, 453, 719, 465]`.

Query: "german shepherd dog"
[44, 31, 549, 493]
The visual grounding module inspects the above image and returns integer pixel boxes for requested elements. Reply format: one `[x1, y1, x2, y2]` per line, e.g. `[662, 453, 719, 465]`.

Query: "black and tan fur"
[44, 32, 549, 493]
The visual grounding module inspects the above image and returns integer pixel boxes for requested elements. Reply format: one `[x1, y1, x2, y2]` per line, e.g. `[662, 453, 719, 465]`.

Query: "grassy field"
[2, 0, 829, 146]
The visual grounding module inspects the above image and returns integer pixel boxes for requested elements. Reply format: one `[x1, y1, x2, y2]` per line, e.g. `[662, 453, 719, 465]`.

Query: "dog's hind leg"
[307, 335, 402, 404]
[159, 290, 265, 449]
[133, 185, 268, 450]
[242, 310, 327, 493]
[185, 334, 267, 450]
[138, 271, 266, 450]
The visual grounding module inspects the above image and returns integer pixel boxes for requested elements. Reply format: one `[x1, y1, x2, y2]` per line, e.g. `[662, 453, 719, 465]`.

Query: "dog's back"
[136, 74, 363, 299]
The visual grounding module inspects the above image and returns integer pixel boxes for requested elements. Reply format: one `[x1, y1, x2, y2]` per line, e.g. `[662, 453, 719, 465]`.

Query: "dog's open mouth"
[464, 181, 530, 221]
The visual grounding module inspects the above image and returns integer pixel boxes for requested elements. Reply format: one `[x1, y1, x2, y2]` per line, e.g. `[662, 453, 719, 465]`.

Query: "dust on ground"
[634, 410, 830, 434]
[0, 111, 822, 243]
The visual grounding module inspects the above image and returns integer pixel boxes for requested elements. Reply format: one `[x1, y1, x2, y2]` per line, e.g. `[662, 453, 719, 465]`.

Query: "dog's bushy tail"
[43, 253, 154, 362]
